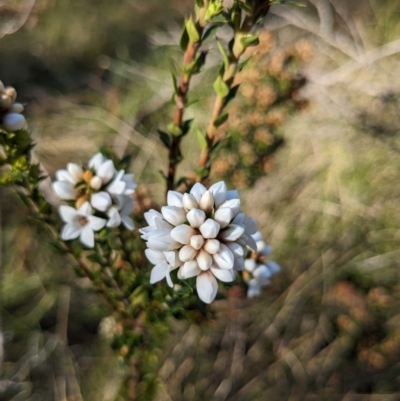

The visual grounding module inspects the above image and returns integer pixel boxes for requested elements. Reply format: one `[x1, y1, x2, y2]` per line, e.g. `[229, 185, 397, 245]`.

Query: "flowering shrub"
[0, 1, 292, 399]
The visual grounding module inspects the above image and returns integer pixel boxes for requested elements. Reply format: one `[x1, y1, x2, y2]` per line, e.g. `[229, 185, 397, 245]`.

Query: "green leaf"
[224, 85, 240, 106]
[238, 55, 253, 72]
[180, 25, 189, 51]
[157, 130, 172, 148]
[182, 51, 207, 75]
[213, 113, 229, 127]
[213, 75, 230, 98]
[185, 17, 200, 43]
[240, 34, 259, 49]
[167, 123, 183, 137]
[87, 253, 103, 264]
[236, 1, 253, 12]
[202, 24, 222, 42]
[171, 73, 179, 95]
[217, 39, 230, 70]
[182, 119, 194, 136]
[195, 0, 204, 6]
[196, 130, 208, 151]
[206, 13, 230, 24]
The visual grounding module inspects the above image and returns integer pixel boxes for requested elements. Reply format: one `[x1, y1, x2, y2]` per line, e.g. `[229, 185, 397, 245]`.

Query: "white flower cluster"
[53, 153, 136, 248]
[140, 182, 258, 304]
[0, 81, 26, 132]
[244, 232, 280, 298]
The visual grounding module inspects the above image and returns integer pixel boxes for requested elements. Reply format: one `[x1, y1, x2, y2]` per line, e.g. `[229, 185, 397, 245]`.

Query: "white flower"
[140, 181, 258, 304]
[0, 82, 27, 131]
[59, 201, 106, 248]
[53, 153, 136, 231]
[244, 231, 280, 298]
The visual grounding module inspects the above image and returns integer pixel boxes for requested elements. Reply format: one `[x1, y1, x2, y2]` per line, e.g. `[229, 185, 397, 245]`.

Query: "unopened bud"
[199, 190, 214, 212]
[190, 234, 204, 250]
[90, 176, 102, 190]
[203, 239, 220, 254]
[5, 87, 17, 103]
[2, 113, 25, 131]
[182, 193, 199, 210]
[9, 103, 24, 113]
[0, 94, 12, 110]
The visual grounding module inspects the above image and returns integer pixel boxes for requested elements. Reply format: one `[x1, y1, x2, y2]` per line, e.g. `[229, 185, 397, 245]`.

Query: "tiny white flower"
[59, 202, 106, 248]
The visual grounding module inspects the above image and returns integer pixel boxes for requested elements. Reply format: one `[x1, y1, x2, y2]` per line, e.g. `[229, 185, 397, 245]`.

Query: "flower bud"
[199, 190, 214, 212]
[9, 102, 24, 113]
[199, 218, 220, 239]
[182, 193, 199, 210]
[2, 113, 25, 131]
[197, 249, 212, 271]
[219, 224, 245, 241]
[5, 87, 17, 103]
[170, 225, 197, 245]
[203, 239, 220, 254]
[187, 208, 206, 228]
[190, 234, 204, 250]
[179, 245, 198, 262]
[0, 94, 12, 110]
[244, 259, 256, 272]
[161, 206, 187, 226]
[90, 176, 102, 190]
[214, 207, 232, 228]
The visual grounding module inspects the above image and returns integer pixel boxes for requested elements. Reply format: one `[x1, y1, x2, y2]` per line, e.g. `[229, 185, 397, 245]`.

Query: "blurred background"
[2, 0, 400, 400]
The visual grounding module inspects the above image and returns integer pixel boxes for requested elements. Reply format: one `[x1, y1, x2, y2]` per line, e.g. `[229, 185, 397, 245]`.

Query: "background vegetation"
[2, 0, 400, 400]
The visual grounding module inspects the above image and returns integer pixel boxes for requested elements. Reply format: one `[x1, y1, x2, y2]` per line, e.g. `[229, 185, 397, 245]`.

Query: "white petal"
[257, 240, 266, 253]
[219, 199, 241, 217]
[254, 265, 272, 285]
[79, 224, 95, 248]
[121, 215, 135, 231]
[199, 219, 220, 239]
[244, 259, 257, 272]
[170, 225, 196, 245]
[164, 251, 182, 268]
[211, 267, 236, 283]
[167, 191, 183, 207]
[233, 257, 244, 271]
[120, 196, 134, 215]
[179, 245, 198, 262]
[196, 272, 218, 304]
[148, 230, 180, 251]
[67, 163, 84, 182]
[145, 249, 165, 265]
[261, 244, 272, 256]
[121, 174, 136, 194]
[88, 215, 106, 231]
[213, 243, 234, 270]
[166, 269, 174, 288]
[161, 206, 187, 226]
[244, 217, 258, 235]
[77, 201, 92, 217]
[226, 190, 239, 200]
[244, 234, 257, 251]
[199, 191, 214, 212]
[190, 183, 207, 203]
[96, 160, 115, 184]
[182, 193, 199, 210]
[266, 261, 281, 274]
[107, 177, 126, 195]
[144, 210, 163, 226]
[91, 192, 112, 212]
[106, 207, 121, 228]
[2, 113, 25, 131]
[88, 153, 106, 170]
[247, 279, 261, 298]
[218, 224, 245, 242]
[232, 212, 245, 225]
[59, 205, 78, 223]
[214, 207, 233, 229]
[178, 261, 201, 279]
[203, 239, 220, 254]
[150, 262, 168, 284]
[61, 223, 81, 241]
[190, 235, 205, 250]
[53, 181, 77, 200]
[209, 181, 227, 208]
[197, 250, 212, 271]
[56, 169, 75, 184]
[252, 231, 262, 242]
[186, 208, 206, 228]
[226, 241, 245, 257]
